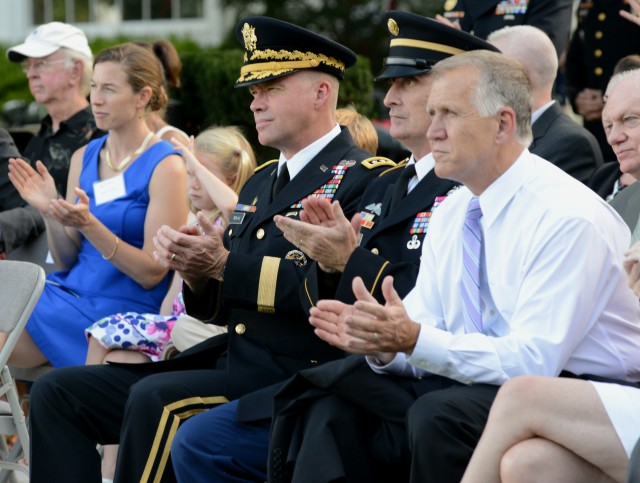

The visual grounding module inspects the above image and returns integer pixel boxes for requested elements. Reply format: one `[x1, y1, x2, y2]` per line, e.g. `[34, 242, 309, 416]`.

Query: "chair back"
[0, 261, 45, 478]
[0, 261, 45, 368]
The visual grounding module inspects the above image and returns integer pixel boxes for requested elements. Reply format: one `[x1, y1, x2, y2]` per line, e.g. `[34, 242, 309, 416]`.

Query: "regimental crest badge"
[285, 249, 308, 267]
[242, 23, 257, 52]
[388, 18, 400, 36]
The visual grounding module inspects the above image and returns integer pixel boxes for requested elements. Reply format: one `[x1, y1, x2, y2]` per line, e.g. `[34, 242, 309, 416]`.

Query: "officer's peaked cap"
[376, 11, 500, 81]
[235, 16, 357, 88]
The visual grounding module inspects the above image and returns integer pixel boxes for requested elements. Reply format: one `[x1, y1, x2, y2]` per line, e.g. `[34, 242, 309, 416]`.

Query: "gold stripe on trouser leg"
[140, 396, 229, 483]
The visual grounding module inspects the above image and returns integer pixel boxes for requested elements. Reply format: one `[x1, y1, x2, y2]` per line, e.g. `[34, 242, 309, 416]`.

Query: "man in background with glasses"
[0, 22, 103, 257]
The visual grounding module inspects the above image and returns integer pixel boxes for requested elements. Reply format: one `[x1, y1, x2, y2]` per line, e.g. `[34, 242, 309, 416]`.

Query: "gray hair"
[61, 47, 93, 97]
[431, 50, 533, 146]
[606, 68, 640, 98]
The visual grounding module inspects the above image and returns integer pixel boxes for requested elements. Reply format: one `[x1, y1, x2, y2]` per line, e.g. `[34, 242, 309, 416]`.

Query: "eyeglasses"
[20, 59, 69, 74]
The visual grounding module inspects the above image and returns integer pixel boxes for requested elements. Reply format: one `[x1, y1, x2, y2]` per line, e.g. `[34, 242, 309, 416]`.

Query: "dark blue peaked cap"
[376, 11, 500, 81]
[235, 16, 357, 88]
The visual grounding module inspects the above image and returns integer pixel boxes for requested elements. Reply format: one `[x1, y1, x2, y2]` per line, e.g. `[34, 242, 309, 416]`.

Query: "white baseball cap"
[6, 22, 92, 62]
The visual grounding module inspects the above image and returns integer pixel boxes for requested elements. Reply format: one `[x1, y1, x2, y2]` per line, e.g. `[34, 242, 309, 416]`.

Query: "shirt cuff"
[407, 324, 454, 373]
[366, 353, 416, 378]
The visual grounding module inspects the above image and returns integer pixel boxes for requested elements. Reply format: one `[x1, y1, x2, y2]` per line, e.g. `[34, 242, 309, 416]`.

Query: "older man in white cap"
[0, 22, 103, 256]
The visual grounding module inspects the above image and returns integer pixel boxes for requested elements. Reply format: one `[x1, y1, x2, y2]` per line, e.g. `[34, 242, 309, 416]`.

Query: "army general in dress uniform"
[27, 16, 390, 483]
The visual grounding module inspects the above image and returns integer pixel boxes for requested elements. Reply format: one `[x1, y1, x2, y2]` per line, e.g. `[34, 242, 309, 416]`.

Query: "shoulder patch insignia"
[254, 159, 278, 173]
[361, 156, 396, 170]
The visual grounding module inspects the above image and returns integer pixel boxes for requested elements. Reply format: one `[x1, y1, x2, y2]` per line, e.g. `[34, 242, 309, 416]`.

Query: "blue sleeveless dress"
[26, 135, 177, 367]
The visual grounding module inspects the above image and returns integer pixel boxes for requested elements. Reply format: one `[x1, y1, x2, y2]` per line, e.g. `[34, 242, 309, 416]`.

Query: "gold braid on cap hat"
[239, 48, 346, 83]
[389, 38, 464, 56]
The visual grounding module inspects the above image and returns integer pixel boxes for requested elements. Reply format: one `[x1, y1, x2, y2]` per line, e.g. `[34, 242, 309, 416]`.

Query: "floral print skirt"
[85, 312, 177, 362]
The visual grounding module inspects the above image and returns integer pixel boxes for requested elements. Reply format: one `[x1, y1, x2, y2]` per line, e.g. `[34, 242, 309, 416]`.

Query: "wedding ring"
[170, 253, 177, 262]
[373, 332, 379, 342]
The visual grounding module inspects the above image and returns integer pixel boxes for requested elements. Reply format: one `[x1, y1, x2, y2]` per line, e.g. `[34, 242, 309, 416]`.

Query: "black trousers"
[29, 364, 229, 483]
[407, 383, 499, 483]
[270, 356, 499, 483]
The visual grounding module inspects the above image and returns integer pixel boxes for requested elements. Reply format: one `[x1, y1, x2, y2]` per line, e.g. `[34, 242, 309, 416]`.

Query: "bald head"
[488, 26, 557, 107]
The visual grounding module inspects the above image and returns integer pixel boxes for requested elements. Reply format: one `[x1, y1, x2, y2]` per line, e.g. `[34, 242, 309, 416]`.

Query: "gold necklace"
[105, 131, 154, 172]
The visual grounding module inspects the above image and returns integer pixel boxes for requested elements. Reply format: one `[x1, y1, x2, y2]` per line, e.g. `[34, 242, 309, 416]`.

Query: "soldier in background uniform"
[566, 0, 640, 162]
[439, 0, 572, 57]
[28, 16, 389, 483]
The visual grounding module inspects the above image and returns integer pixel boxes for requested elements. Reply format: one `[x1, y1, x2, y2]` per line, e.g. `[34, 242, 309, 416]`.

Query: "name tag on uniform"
[94, 174, 126, 206]
[229, 203, 257, 224]
[229, 212, 246, 224]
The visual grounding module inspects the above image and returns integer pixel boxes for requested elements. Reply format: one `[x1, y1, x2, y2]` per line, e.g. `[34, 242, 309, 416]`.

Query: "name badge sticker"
[94, 174, 126, 206]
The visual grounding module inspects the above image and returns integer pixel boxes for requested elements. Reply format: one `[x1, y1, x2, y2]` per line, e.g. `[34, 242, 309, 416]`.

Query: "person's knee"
[30, 366, 77, 408]
[500, 440, 546, 483]
[171, 418, 196, 463]
[490, 376, 548, 422]
[407, 390, 459, 438]
[125, 373, 171, 412]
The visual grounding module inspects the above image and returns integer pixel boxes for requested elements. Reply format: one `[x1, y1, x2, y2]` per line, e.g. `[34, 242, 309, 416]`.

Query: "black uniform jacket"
[529, 102, 603, 185]
[177, 128, 393, 418]
[443, 0, 572, 55]
[302, 160, 458, 310]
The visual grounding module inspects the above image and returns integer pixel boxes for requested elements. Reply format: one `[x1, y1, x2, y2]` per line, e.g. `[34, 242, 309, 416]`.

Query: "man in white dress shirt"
[270, 50, 640, 483]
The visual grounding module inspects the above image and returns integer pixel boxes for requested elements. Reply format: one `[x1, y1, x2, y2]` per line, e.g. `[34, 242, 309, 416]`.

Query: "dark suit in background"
[529, 102, 603, 184]
[588, 162, 623, 200]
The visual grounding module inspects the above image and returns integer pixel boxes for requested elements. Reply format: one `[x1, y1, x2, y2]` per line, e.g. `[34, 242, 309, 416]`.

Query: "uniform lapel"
[375, 171, 456, 233]
[254, 128, 355, 225]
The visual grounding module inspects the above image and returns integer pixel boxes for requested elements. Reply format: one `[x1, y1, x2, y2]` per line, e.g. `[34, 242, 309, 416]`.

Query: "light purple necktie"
[461, 197, 483, 333]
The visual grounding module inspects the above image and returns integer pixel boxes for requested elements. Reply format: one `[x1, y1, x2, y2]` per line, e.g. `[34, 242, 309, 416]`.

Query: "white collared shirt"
[277, 124, 342, 179]
[369, 150, 640, 385]
[406, 152, 436, 194]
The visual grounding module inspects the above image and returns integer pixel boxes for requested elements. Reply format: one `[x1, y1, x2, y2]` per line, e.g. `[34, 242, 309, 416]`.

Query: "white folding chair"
[0, 261, 45, 482]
